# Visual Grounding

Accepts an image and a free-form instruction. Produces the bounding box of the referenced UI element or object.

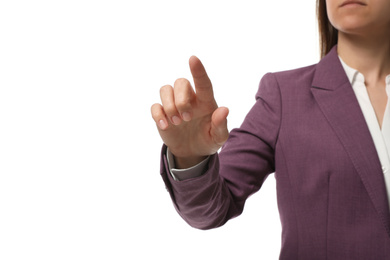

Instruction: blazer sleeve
[159,73,282,230]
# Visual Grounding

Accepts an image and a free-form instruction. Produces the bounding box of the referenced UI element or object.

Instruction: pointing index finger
[189,56,215,103]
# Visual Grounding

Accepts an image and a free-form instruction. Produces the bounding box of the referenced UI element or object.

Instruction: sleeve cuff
[166,148,210,181]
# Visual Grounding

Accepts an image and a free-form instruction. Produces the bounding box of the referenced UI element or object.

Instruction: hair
[317,0,338,58]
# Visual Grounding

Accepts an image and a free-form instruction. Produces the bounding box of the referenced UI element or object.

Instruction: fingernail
[171,116,181,125]
[159,120,167,130]
[182,112,191,122]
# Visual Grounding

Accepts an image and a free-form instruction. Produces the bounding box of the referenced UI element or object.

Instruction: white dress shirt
[168,58,390,205]
[339,57,390,203]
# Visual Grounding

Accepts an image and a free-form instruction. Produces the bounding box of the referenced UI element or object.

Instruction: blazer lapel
[310,46,390,236]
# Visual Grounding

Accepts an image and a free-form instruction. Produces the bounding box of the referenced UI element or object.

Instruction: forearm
[161,145,236,229]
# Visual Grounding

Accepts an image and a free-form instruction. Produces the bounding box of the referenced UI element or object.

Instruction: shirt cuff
[166,148,210,181]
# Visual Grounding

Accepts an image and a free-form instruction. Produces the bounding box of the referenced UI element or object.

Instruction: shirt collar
[338,56,365,85]
[339,56,390,86]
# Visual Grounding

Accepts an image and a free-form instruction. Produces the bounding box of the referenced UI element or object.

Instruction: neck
[337,32,390,82]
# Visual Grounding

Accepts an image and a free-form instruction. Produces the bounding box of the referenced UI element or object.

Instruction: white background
[0,1,318,259]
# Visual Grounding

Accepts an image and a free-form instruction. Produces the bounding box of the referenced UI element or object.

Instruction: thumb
[211,107,229,146]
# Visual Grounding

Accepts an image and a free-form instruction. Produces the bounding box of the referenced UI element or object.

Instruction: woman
[151,0,390,259]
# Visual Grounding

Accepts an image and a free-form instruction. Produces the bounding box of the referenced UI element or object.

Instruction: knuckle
[160,85,172,95]
[174,80,193,109]
[163,103,177,116]
[174,78,190,87]
[150,103,162,119]
[175,98,191,110]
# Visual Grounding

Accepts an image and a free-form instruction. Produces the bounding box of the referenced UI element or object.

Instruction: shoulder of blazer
[273,63,317,82]
[269,62,319,91]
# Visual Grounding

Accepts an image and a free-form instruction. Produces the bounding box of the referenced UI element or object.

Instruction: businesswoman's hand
[151,56,229,169]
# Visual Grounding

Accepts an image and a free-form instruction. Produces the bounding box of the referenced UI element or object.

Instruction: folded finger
[151,103,169,130]
[174,78,195,122]
[160,85,182,125]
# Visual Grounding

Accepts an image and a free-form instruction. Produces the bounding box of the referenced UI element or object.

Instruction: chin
[335,18,372,35]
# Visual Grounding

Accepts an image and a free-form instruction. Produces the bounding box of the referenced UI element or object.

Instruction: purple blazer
[160,46,390,259]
